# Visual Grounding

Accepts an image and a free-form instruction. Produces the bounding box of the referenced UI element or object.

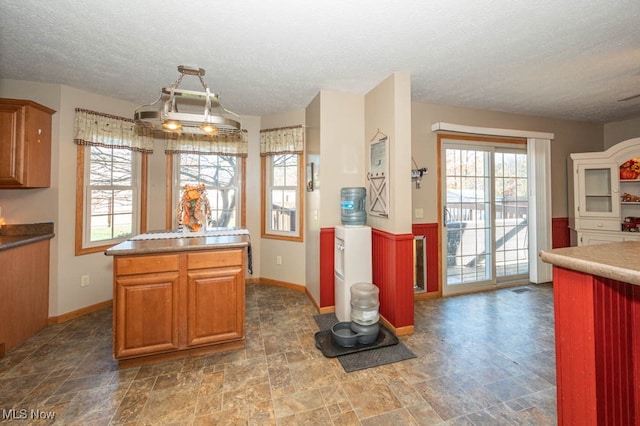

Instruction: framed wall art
[367,130,389,218]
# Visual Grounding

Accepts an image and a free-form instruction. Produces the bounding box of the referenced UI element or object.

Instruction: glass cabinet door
[578,164,620,217]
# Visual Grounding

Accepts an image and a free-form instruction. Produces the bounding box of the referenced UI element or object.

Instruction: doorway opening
[441,136,528,295]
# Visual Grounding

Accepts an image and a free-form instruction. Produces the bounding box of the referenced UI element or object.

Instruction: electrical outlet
[276,256,282,265]
[80,275,90,287]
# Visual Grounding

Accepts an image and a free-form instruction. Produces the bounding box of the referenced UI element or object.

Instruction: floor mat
[313,313,416,372]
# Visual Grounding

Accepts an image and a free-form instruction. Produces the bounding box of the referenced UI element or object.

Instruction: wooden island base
[117,339,244,369]
[105,232,250,368]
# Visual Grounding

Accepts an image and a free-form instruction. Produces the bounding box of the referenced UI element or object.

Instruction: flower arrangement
[178,184,211,232]
[620,158,640,180]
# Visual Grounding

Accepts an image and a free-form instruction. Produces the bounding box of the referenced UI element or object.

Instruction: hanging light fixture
[134,65,241,135]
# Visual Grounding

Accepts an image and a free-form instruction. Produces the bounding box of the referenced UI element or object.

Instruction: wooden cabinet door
[0,102,25,186]
[0,99,54,188]
[114,271,181,358]
[186,266,245,347]
[23,104,53,187]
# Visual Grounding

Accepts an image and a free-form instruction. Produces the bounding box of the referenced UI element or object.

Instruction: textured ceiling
[1,0,640,123]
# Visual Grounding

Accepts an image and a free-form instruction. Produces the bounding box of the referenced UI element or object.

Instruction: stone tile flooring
[0,283,557,425]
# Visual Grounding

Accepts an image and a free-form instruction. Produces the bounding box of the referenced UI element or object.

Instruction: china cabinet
[568,137,640,245]
[0,98,55,188]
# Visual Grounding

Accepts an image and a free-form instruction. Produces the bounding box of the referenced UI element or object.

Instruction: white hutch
[568,137,640,246]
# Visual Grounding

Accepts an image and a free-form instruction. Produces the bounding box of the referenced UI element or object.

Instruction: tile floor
[0,283,557,425]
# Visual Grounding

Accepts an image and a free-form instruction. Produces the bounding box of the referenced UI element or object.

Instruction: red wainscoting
[318,226,416,332]
[552,217,571,248]
[319,227,335,309]
[371,229,415,330]
[411,223,440,293]
[553,267,640,425]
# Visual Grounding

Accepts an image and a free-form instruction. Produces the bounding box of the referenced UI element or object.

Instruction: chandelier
[134,65,241,135]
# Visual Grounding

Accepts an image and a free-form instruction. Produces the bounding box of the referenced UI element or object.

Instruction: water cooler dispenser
[334,225,372,322]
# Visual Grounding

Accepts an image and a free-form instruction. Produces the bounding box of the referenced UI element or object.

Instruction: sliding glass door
[442,140,528,295]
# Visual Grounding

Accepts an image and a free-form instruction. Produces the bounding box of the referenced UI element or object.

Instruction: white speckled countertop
[104,229,250,256]
[539,241,640,286]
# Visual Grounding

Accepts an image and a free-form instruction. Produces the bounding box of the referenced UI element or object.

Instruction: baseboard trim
[48,300,112,324]
[380,315,414,336]
[414,291,441,300]
[258,277,305,292]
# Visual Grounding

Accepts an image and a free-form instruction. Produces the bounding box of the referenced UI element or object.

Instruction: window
[75,145,147,255]
[261,153,304,240]
[74,108,152,255]
[173,153,244,228]
[259,125,305,241]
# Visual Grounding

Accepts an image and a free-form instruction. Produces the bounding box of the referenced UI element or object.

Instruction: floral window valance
[164,131,248,157]
[260,125,304,156]
[74,108,154,153]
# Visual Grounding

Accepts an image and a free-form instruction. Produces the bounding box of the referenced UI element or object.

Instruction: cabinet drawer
[188,249,243,269]
[116,254,179,276]
[579,219,620,231]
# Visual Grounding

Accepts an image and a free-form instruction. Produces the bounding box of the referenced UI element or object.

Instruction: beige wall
[305,94,322,301]
[0,79,145,316]
[317,90,366,227]
[410,102,604,222]
[2,75,626,316]
[259,110,307,285]
[365,73,413,234]
[604,116,640,149]
[304,90,365,302]
[0,79,264,316]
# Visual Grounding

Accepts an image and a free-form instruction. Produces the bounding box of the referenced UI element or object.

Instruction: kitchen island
[540,241,640,426]
[105,229,250,368]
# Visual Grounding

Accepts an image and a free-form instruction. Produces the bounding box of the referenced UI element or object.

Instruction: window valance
[164,131,248,157]
[74,108,154,153]
[260,125,304,156]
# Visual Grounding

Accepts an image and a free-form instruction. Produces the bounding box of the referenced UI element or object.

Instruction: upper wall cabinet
[568,137,640,245]
[0,98,56,188]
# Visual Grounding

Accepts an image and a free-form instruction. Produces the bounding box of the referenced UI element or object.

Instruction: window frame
[166,154,246,230]
[75,144,148,255]
[260,153,304,241]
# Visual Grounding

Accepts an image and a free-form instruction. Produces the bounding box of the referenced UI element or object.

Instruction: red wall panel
[319,227,335,308]
[553,266,640,425]
[320,226,416,329]
[552,217,571,248]
[371,229,414,328]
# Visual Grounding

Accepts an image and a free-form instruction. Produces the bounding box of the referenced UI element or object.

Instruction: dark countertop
[0,223,55,252]
[104,230,250,256]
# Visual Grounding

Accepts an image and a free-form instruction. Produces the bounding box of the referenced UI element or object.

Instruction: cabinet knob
[598,223,603,228]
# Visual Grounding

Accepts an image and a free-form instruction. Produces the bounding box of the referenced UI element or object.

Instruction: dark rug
[313,313,416,372]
